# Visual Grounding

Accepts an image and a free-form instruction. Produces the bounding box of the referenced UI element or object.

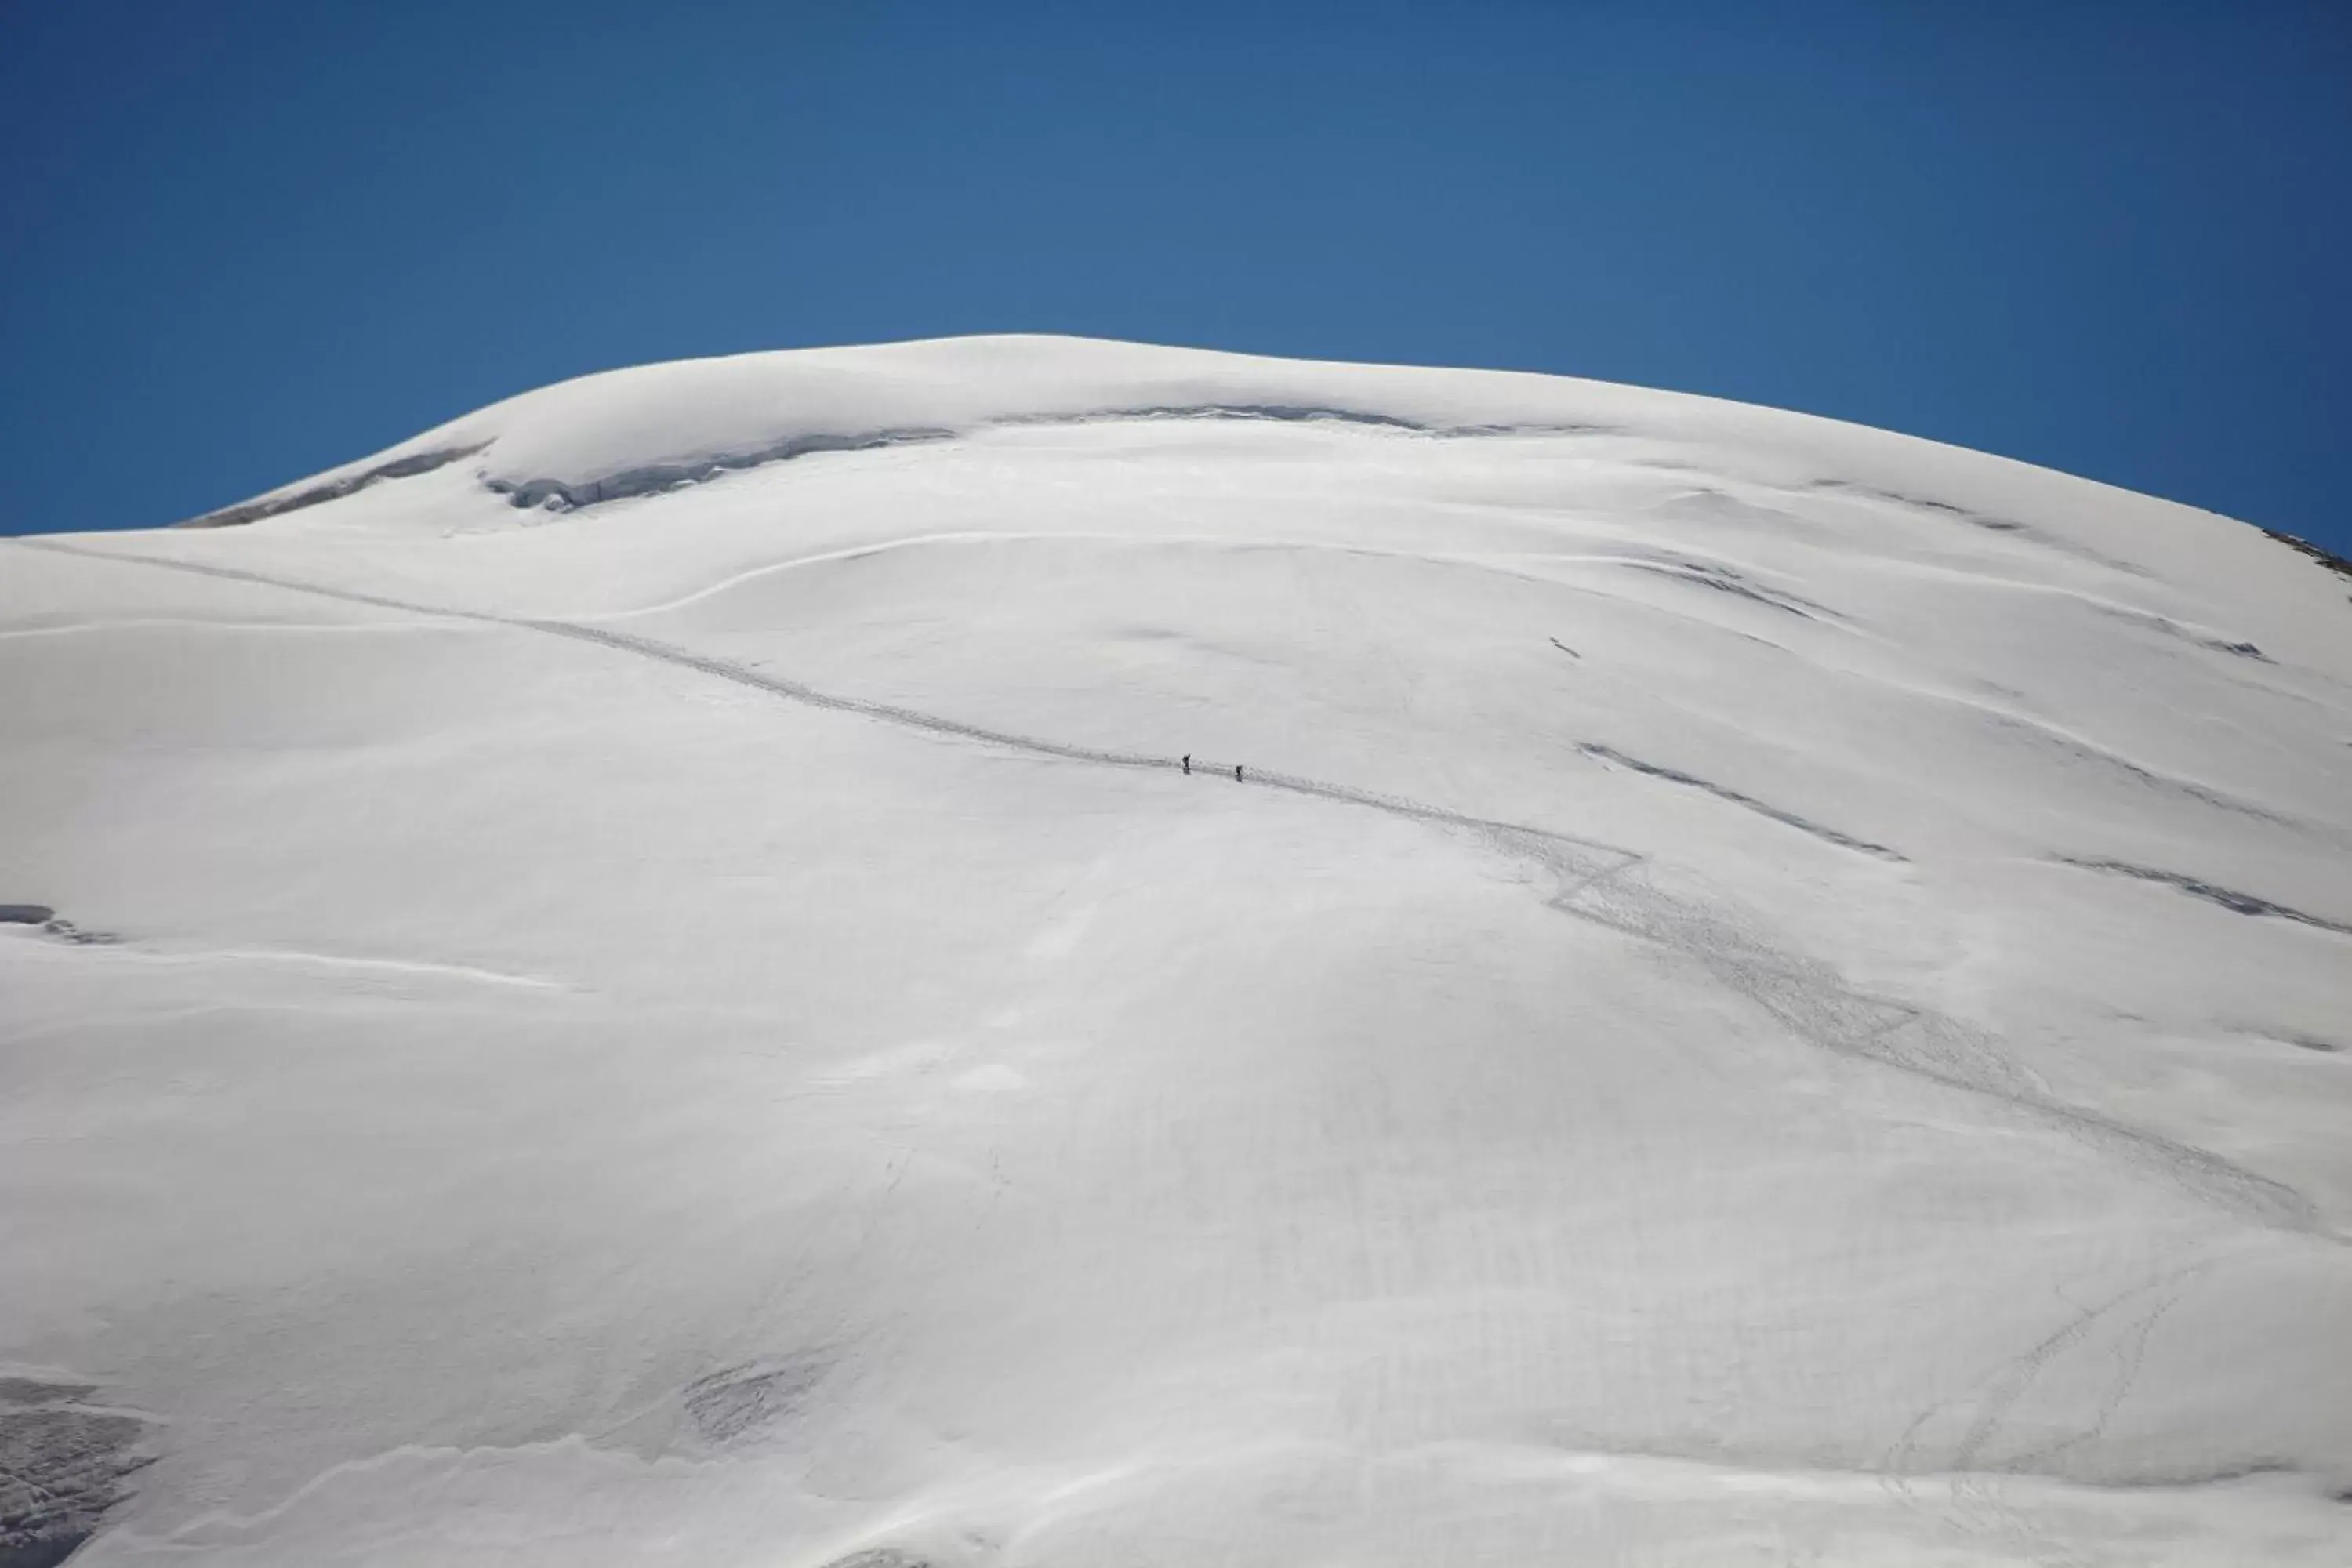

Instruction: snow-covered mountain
[5,336,2348,1566]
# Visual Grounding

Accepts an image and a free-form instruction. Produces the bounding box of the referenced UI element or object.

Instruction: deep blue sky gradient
[3,1,2348,554]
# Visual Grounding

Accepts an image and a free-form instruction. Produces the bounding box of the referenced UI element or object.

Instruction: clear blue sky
[3,1,2347,555]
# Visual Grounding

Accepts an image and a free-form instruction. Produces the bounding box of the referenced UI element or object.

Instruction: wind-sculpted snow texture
[5,338,2350,1566]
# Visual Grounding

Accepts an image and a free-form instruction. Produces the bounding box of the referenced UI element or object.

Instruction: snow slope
[4,336,2349,1566]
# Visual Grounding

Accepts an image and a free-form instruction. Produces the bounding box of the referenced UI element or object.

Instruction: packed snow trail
[11,533,2318,1236]
[10,532,1658,898]
[9,535,1636,855]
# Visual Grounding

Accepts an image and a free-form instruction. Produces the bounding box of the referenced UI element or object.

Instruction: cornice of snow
[178,336,1668,527]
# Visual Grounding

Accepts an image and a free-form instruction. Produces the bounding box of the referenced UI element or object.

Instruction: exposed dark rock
[1,908,117,945]
[0,1383,156,1568]
[2262,527,2352,583]
[681,1355,826,1443]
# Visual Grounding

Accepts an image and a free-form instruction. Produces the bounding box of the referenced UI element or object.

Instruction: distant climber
[1234,764,1243,782]
[1182,753,1191,775]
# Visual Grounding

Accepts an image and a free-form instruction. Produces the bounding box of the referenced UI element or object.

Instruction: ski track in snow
[13,533,2321,1240]
[1871,1249,2274,1559]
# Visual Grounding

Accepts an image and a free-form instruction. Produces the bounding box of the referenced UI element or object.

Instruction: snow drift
[4,336,2349,1566]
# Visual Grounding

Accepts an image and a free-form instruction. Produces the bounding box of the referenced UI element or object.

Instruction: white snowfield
[3,335,2349,1566]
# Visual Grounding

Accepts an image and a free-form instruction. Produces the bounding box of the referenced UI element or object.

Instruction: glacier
[2,335,2348,1565]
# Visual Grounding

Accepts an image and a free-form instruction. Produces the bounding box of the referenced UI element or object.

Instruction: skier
[1182,753,1191,775]
[1234,764,1243,782]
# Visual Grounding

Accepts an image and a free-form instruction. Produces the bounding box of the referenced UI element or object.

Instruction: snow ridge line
[180,444,488,528]
[2059,857,2352,938]
[177,406,1619,527]
[10,535,2318,1236]
[1578,742,1907,861]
